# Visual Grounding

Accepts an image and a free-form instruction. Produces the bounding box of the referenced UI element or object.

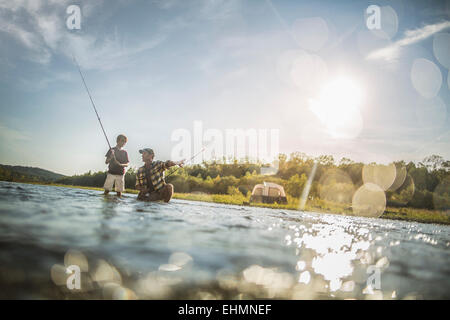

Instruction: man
[104,134,129,197]
[135,148,184,202]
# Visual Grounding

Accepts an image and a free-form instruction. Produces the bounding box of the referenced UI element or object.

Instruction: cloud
[18,71,74,92]
[0,0,245,72]
[200,0,240,21]
[0,0,67,62]
[367,20,450,62]
[0,19,51,64]
[0,0,166,70]
[62,32,166,71]
[151,0,180,10]
[0,124,30,141]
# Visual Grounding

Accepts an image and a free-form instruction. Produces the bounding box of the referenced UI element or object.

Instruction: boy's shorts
[104,173,125,192]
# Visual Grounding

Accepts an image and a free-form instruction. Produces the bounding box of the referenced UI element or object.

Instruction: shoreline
[5,181,450,225]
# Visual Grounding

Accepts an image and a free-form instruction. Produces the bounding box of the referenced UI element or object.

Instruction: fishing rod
[72,55,112,150]
[165,146,207,179]
[73,54,206,171]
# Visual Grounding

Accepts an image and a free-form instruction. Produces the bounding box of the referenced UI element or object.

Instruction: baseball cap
[139,148,154,156]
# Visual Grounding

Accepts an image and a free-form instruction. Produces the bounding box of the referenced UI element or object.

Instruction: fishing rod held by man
[165,145,207,179]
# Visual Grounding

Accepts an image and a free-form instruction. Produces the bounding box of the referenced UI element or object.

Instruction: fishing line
[165,146,207,179]
[73,55,209,175]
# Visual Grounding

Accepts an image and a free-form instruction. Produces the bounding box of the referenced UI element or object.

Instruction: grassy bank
[15,181,450,225]
[172,192,450,225]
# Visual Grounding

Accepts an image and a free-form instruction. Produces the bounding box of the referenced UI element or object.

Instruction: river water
[0,181,448,299]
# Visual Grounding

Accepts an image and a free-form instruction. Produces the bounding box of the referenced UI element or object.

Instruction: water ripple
[0,181,449,299]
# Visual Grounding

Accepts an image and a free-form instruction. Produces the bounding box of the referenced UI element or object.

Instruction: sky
[0,0,449,175]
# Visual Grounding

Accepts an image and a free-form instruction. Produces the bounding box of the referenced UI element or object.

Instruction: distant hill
[0,164,66,182]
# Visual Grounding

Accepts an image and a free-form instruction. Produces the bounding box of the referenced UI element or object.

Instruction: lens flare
[433,33,450,69]
[319,169,355,204]
[411,58,442,98]
[159,264,182,272]
[387,174,415,206]
[112,286,137,300]
[448,70,450,90]
[169,252,193,268]
[388,165,407,192]
[366,6,398,39]
[276,49,328,93]
[92,259,122,285]
[352,183,386,218]
[136,272,173,299]
[50,264,67,286]
[362,163,397,191]
[291,17,329,52]
[242,265,294,291]
[64,250,88,272]
[433,175,450,210]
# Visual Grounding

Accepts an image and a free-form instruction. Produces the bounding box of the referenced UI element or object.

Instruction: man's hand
[166,160,185,168]
[137,190,148,200]
[177,159,185,167]
[137,189,150,200]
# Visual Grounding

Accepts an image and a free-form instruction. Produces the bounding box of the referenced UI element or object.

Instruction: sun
[308,77,364,139]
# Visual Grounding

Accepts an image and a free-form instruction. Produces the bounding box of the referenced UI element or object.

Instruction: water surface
[0,181,449,299]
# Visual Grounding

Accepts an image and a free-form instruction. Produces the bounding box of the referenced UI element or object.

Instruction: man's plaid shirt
[135,160,168,192]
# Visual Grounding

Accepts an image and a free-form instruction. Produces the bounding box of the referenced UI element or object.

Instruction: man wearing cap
[135,148,184,202]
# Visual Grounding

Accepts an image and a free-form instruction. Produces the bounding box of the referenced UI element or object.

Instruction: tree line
[51,153,449,210]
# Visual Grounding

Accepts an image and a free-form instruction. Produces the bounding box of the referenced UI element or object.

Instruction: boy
[104,134,129,197]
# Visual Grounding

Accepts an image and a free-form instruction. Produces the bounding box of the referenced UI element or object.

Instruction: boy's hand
[106,149,116,161]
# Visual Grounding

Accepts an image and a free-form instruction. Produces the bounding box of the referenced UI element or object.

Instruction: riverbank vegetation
[2,153,448,224]
[53,153,449,208]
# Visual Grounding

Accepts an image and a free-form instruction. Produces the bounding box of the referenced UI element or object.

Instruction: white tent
[250,182,287,204]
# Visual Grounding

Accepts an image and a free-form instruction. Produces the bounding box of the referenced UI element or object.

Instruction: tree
[286,174,307,198]
[421,155,445,171]
[339,157,354,167]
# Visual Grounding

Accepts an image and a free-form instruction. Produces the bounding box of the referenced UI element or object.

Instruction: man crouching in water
[135,148,184,202]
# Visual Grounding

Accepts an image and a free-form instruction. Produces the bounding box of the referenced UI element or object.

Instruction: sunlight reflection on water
[0,182,449,299]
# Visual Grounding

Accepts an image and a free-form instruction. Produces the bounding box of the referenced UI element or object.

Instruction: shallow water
[0,181,449,299]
